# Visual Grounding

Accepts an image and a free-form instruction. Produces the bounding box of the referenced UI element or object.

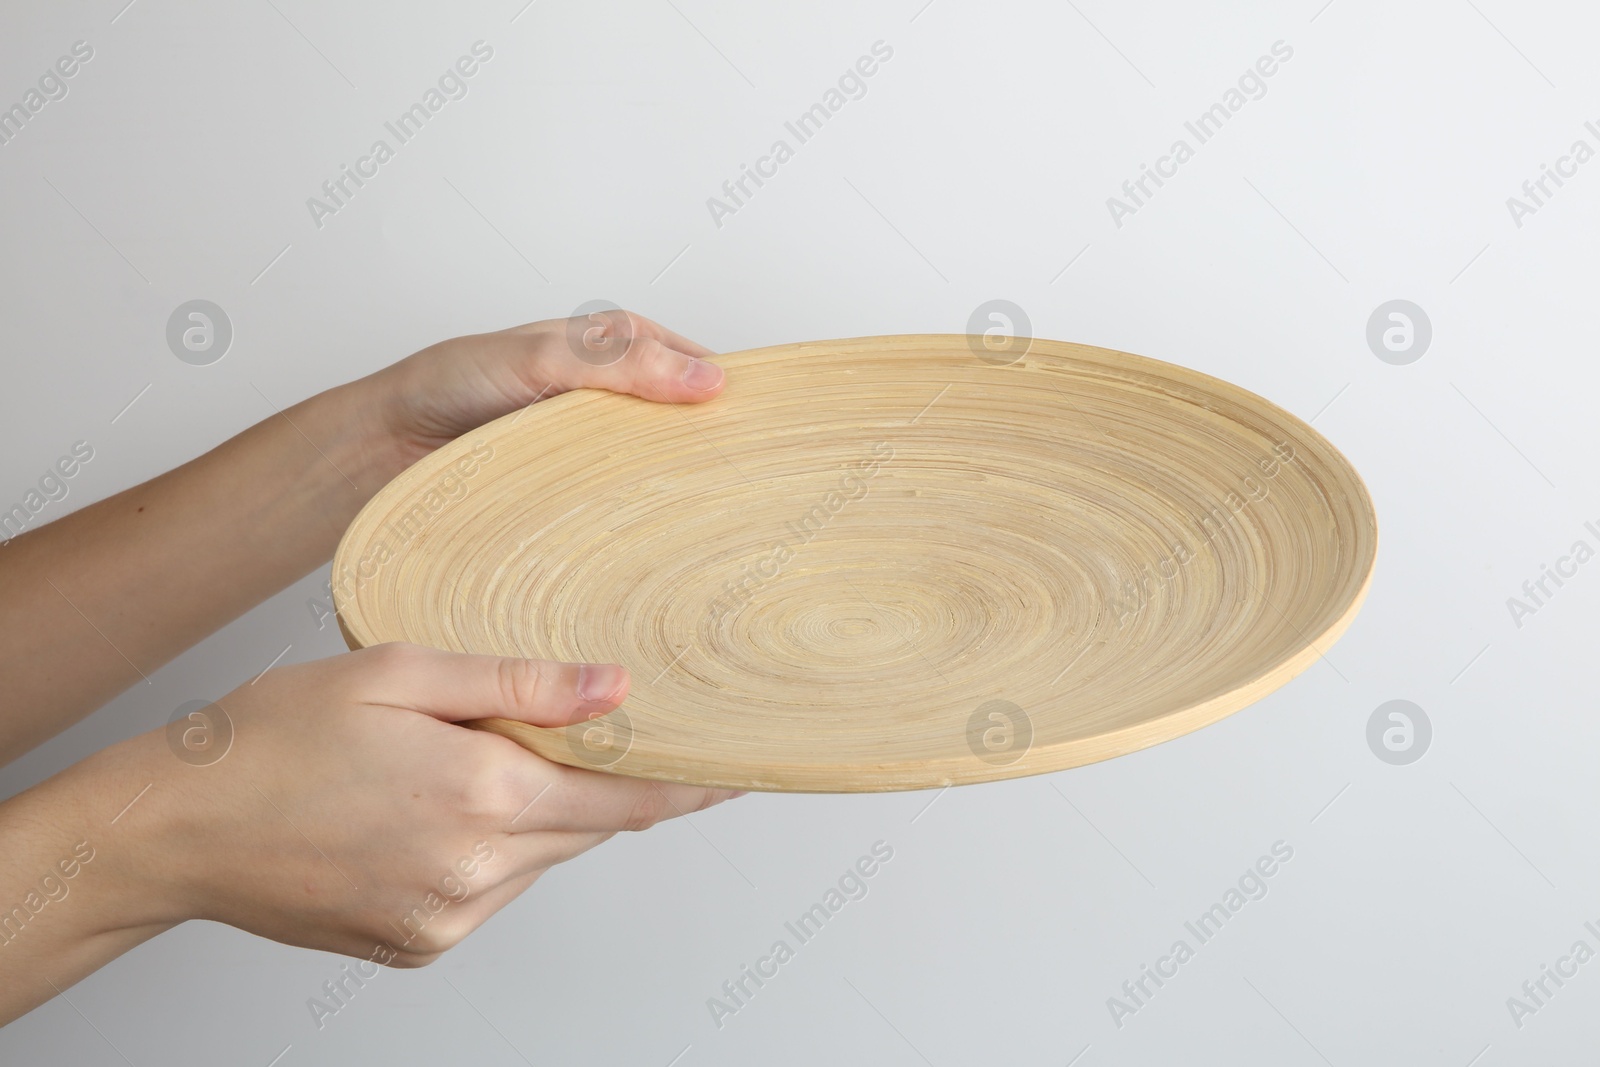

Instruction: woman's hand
[363,309,726,472]
[0,641,747,1022]
[127,643,743,966]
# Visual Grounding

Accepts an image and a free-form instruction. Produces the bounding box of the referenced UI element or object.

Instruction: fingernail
[577,663,625,702]
[682,358,723,391]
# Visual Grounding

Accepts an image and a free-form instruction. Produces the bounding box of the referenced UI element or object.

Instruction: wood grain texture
[332,334,1377,792]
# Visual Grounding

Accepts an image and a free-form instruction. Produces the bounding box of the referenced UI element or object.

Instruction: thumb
[349,643,629,727]
[549,308,726,404]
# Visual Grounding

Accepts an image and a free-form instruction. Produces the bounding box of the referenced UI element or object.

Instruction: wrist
[0,734,184,1021]
[292,377,416,497]
[0,729,187,940]
[43,730,197,933]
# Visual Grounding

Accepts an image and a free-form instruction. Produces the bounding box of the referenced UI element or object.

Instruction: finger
[575,308,715,361]
[638,317,716,360]
[623,335,726,403]
[516,763,747,834]
[372,870,539,967]
[350,643,628,728]
[472,867,544,912]
[447,867,546,939]
[490,829,615,880]
[551,309,724,403]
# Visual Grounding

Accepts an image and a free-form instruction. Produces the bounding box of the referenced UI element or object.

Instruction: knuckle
[407,911,473,956]
[495,657,548,714]
[384,949,442,970]
[588,307,636,346]
[631,334,668,369]
[611,307,642,337]
[358,641,422,675]
[458,760,519,822]
[694,789,729,814]
[404,927,451,957]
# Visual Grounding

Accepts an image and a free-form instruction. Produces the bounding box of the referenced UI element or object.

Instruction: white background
[2,0,1598,1063]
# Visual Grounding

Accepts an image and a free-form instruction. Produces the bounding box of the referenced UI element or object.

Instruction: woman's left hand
[365,308,726,471]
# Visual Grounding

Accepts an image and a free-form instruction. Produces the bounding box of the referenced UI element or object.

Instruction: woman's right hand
[110,642,744,966]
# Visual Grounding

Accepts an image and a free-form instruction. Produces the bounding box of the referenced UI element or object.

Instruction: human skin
[0,310,741,1024]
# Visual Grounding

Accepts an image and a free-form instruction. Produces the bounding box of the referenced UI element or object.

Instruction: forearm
[0,731,180,1023]
[0,312,719,764]
[0,380,404,761]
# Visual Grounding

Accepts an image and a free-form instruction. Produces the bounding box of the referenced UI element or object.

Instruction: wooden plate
[333,334,1376,792]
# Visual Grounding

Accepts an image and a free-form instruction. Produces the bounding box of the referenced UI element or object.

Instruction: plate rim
[332,333,1379,792]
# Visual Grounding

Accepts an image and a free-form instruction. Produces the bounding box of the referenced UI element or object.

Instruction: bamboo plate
[333,334,1376,793]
